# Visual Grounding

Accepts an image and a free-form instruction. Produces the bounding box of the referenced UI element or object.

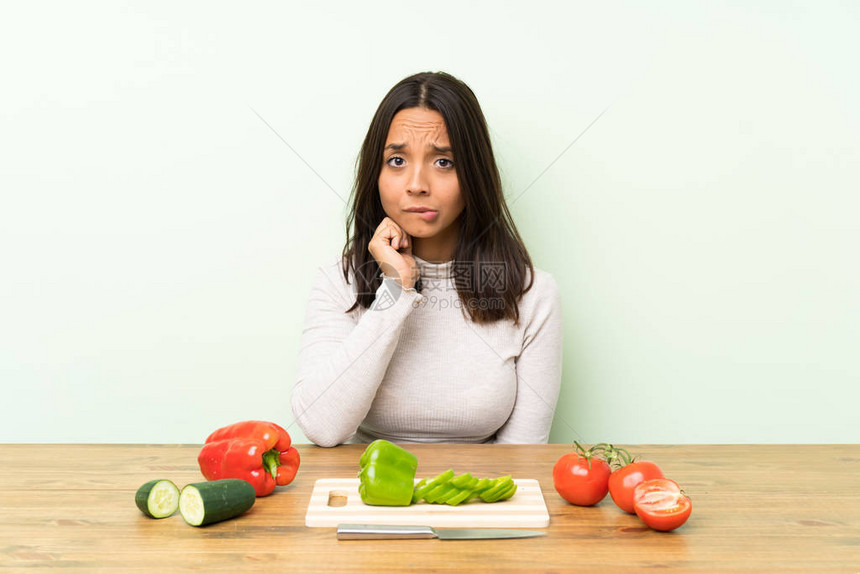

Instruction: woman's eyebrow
[384,142,452,153]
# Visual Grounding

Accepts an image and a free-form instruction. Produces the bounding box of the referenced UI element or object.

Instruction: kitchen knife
[336,523,545,540]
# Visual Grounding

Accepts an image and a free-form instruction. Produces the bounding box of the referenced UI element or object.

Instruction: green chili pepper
[357,439,418,506]
[412,471,518,505]
[356,441,518,507]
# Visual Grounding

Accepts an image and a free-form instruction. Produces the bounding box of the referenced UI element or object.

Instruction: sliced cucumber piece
[179,479,256,527]
[135,479,180,518]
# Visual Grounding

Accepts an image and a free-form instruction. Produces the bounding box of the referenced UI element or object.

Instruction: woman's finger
[379,218,406,250]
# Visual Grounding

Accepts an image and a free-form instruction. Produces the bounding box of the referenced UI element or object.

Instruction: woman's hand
[368,217,419,290]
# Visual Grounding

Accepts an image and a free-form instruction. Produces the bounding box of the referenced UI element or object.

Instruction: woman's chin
[400,226,433,238]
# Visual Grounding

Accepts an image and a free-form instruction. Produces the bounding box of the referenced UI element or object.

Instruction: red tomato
[608,460,664,513]
[633,478,692,532]
[553,449,611,506]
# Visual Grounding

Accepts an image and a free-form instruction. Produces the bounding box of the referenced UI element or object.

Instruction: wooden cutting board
[305,478,550,528]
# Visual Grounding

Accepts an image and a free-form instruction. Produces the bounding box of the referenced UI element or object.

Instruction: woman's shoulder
[315,254,362,281]
[522,265,560,299]
[310,256,359,306]
[316,255,347,278]
[514,265,561,321]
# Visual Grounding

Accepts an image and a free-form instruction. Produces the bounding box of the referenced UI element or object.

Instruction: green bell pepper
[357,439,418,506]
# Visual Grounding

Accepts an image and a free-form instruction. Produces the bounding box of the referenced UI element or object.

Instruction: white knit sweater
[291,254,563,446]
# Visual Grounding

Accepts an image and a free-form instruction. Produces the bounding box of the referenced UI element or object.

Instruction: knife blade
[336,523,545,540]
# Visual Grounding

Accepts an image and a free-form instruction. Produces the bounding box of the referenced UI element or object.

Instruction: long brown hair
[342,71,535,326]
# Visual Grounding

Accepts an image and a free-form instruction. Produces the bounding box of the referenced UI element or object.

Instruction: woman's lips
[413,210,439,222]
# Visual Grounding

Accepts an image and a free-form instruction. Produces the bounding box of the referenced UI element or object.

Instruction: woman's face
[378,107,465,245]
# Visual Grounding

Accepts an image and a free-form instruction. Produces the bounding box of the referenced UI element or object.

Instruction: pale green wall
[2,2,858,443]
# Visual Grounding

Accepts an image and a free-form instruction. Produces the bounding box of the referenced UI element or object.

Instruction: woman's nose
[406,165,428,194]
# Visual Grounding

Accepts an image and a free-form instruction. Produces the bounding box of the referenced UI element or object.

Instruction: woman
[291,71,563,446]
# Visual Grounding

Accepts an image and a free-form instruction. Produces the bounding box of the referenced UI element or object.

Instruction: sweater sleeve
[291,264,423,447]
[494,273,564,444]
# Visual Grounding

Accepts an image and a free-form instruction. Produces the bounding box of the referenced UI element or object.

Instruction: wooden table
[1,444,858,572]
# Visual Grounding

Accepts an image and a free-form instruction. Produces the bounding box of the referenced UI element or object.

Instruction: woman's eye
[385,156,454,168]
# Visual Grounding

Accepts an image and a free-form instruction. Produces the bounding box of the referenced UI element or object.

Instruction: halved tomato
[632,478,692,532]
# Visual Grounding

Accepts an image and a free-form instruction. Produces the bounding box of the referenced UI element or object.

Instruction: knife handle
[337,524,437,540]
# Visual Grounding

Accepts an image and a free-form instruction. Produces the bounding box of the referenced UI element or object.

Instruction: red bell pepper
[197,420,300,497]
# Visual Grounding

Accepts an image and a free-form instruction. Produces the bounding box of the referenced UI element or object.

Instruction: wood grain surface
[1,443,858,573]
[305,478,549,527]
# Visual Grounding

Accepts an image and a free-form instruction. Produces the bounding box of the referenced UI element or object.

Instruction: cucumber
[135,479,180,518]
[178,479,256,527]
